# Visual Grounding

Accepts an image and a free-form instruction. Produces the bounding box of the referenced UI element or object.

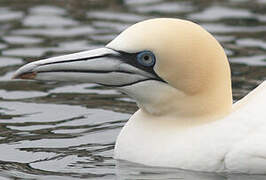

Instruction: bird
[13,18,266,174]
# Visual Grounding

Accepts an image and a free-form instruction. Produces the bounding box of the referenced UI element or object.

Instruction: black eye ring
[137,51,156,67]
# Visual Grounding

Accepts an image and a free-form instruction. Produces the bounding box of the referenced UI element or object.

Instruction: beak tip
[12,75,18,79]
[12,62,38,80]
[12,72,37,80]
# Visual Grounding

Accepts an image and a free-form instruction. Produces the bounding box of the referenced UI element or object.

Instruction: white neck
[119,80,232,127]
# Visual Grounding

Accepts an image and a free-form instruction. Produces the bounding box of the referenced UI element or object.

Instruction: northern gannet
[13,18,266,174]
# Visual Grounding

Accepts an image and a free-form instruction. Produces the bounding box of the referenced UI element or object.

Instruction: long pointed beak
[13,47,162,87]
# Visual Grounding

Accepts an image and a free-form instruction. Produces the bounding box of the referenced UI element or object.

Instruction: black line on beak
[40,54,112,66]
[98,78,162,87]
[37,69,135,75]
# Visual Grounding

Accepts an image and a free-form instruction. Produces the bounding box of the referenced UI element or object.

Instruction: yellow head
[108,18,232,119]
[14,18,233,122]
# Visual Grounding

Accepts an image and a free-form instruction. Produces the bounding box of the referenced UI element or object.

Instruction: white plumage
[14,18,266,174]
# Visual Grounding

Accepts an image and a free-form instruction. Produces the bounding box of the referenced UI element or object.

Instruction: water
[0,0,265,179]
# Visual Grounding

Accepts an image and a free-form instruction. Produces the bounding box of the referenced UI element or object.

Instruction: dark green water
[0,0,265,179]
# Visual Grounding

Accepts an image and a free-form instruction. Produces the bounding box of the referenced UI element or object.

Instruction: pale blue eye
[137,51,156,67]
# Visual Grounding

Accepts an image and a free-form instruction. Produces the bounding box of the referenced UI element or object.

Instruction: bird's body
[116,81,266,173]
[13,18,266,174]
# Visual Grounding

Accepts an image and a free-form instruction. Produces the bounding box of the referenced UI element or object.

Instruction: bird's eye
[137,51,156,67]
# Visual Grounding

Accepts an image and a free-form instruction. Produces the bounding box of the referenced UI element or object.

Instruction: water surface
[0,0,265,179]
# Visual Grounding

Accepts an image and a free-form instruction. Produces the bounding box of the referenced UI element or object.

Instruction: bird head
[13,18,232,119]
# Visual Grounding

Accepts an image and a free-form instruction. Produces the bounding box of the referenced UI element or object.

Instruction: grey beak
[13,47,163,87]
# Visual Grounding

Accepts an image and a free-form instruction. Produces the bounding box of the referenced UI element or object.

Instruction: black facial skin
[110,49,165,83]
